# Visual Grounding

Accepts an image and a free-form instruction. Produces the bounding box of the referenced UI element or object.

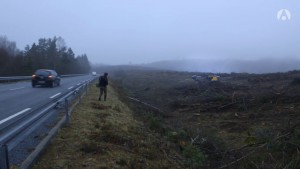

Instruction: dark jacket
[99,76,108,87]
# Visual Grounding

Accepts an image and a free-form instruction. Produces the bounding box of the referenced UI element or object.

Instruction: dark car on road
[32,69,61,87]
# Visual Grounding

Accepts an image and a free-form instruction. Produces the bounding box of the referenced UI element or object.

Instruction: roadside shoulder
[33,82,181,169]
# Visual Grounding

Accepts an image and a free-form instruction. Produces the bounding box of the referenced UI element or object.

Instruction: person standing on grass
[98,72,108,101]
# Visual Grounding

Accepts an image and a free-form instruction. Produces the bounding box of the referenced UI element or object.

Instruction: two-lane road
[0,75,97,124]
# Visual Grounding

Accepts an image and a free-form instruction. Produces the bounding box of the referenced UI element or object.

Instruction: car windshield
[35,70,50,76]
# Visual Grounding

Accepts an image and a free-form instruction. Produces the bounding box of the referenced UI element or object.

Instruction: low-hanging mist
[142,58,300,73]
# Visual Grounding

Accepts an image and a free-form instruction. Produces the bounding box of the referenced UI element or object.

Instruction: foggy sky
[0,0,299,65]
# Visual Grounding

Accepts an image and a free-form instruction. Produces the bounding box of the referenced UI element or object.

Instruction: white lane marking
[0,108,31,125]
[9,87,25,91]
[49,93,61,99]
[77,83,81,85]
[68,86,74,90]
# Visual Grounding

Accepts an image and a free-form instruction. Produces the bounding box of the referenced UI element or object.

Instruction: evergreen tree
[0,36,91,76]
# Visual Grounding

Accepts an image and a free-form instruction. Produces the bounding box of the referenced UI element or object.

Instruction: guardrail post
[0,145,9,169]
[85,84,88,94]
[78,89,82,103]
[65,98,69,127]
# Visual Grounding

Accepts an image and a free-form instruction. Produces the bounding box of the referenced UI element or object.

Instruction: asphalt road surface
[0,75,97,125]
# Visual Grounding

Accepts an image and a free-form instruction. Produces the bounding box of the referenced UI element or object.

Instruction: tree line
[0,36,91,76]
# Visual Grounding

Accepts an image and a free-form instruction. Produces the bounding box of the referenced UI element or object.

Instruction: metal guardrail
[0,77,97,169]
[0,74,87,82]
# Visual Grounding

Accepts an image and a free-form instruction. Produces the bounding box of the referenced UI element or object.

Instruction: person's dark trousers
[99,87,107,101]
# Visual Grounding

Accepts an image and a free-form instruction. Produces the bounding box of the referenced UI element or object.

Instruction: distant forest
[0,36,91,76]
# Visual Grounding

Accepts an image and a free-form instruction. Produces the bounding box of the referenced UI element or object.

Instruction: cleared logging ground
[111,69,300,169]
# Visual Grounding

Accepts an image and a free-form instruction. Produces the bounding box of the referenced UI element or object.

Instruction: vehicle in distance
[92,72,97,76]
[32,69,61,87]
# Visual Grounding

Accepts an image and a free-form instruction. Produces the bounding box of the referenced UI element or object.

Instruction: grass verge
[33,82,182,169]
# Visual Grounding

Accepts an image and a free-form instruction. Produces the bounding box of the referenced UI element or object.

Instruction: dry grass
[33,82,181,169]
